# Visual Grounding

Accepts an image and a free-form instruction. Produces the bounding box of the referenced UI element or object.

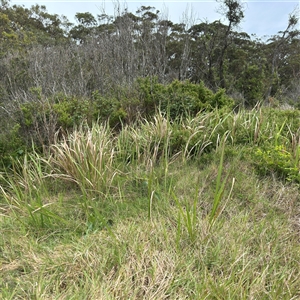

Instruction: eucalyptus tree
[217,0,245,88]
[186,0,245,90]
[264,8,299,102]
[165,21,193,82]
[69,12,97,43]
[1,1,69,48]
[188,21,227,88]
[133,6,167,79]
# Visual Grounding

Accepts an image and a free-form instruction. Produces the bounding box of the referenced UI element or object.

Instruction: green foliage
[53,94,93,128]
[1,105,300,299]
[0,124,26,169]
[264,108,300,134]
[254,145,300,183]
[164,80,201,117]
[210,88,234,110]
[14,79,234,152]
[136,78,234,119]
[91,90,114,120]
[248,108,300,183]
[0,2,69,51]
[17,91,97,147]
[91,90,127,128]
[110,107,127,128]
[20,102,36,127]
[237,65,265,106]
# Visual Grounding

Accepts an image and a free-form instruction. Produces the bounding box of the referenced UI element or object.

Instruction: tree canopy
[0,0,299,107]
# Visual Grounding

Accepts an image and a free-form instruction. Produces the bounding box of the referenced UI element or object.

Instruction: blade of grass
[209,131,231,226]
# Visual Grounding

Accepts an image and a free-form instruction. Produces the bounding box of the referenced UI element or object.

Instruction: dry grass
[2,198,299,299]
[1,110,300,299]
[49,123,118,197]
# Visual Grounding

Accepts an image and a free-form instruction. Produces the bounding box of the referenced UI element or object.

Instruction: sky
[10,0,300,39]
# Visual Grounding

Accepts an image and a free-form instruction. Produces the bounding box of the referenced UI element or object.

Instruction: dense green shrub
[53,93,93,128]
[91,91,128,128]
[254,145,300,183]
[16,93,93,148]
[0,124,26,170]
[136,78,234,119]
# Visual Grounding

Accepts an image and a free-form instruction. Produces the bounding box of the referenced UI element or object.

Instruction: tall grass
[49,123,118,197]
[0,150,59,228]
[209,132,235,226]
[116,113,172,168]
[1,107,300,298]
[288,125,300,168]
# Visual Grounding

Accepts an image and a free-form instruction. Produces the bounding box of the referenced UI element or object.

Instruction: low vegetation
[1,102,300,298]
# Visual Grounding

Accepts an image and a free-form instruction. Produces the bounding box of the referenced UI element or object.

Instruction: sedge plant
[0,149,61,228]
[49,122,118,198]
[209,131,235,227]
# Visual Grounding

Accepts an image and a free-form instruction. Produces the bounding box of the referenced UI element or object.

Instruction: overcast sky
[10,0,300,39]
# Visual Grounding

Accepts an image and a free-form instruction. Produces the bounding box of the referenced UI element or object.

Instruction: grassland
[1,108,300,299]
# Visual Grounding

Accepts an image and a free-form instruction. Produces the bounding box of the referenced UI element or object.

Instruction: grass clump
[1,107,300,299]
[49,122,118,197]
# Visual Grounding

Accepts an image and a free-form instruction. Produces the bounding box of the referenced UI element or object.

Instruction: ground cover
[1,108,300,299]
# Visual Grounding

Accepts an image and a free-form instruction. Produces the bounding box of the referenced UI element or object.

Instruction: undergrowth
[1,107,300,299]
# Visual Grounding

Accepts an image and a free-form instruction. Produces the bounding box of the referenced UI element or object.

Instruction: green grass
[1,108,300,299]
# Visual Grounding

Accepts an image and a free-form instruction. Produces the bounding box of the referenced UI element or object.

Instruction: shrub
[254,145,300,183]
[136,78,235,119]
[53,93,93,128]
[0,124,26,170]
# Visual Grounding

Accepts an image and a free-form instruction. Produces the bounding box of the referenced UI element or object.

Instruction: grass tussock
[49,123,117,197]
[1,108,300,299]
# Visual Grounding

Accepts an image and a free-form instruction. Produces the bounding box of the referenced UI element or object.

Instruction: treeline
[1,0,299,104]
[0,0,299,166]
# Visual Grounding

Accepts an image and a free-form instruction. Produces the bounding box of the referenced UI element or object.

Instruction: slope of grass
[1,108,300,299]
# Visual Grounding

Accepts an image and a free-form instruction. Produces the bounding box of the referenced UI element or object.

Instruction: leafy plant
[0,124,26,170]
[254,145,300,183]
[136,77,234,120]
